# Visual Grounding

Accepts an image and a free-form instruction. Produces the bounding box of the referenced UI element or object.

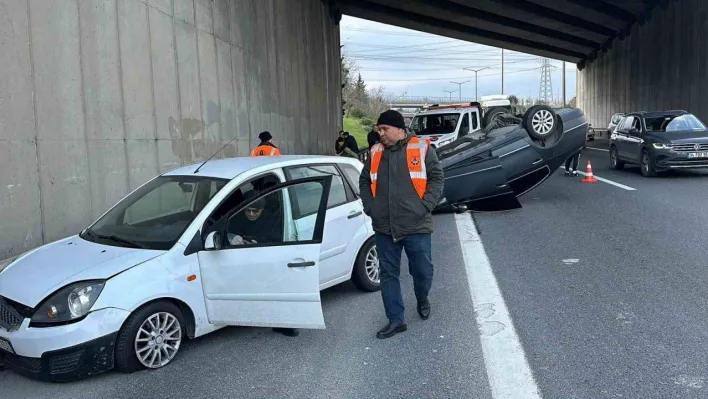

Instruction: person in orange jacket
[250,131,281,156]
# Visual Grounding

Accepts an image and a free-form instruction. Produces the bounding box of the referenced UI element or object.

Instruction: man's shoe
[376,322,407,339]
[417,300,431,320]
[273,327,300,337]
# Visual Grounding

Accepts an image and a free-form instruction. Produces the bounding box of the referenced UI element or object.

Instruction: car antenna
[193,135,239,174]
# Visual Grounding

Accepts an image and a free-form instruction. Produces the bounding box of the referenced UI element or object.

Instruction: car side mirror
[628,127,639,134]
[204,231,222,250]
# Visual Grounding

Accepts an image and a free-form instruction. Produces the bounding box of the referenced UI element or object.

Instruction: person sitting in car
[226,191,281,246]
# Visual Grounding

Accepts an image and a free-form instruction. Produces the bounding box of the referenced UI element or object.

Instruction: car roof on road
[629,110,689,118]
[163,155,361,180]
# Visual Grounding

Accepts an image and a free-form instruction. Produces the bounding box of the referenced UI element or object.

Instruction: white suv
[409,96,512,148]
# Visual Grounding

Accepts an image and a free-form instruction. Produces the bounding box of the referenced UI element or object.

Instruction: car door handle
[532,159,542,165]
[348,211,363,219]
[288,261,315,268]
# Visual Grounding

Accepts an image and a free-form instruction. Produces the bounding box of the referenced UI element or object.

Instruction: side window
[285,165,348,218]
[204,173,280,232]
[222,180,327,247]
[339,163,362,196]
[471,111,479,130]
[224,188,285,246]
[459,113,470,136]
[617,117,629,132]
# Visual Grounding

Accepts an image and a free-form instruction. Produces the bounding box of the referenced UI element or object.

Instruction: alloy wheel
[531,110,554,136]
[365,245,380,284]
[134,312,182,369]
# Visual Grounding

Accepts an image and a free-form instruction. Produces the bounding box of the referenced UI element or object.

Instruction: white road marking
[455,213,542,399]
[561,166,636,191]
[586,147,609,152]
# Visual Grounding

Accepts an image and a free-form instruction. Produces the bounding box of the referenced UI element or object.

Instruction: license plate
[687,152,708,159]
[0,337,14,354]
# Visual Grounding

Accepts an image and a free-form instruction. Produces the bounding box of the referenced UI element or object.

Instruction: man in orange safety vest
[250,131,281,156]
[358,110,444,339]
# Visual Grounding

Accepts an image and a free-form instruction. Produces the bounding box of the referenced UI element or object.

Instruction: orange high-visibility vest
[369,136,430,199]
[250,145,281,156]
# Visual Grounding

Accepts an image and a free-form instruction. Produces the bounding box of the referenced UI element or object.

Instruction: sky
[340,16,577,103]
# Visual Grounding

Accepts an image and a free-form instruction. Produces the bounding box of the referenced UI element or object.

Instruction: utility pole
[562,61,566,107]
[443,89,456,102]
[539,58,553,104]
[450,80,469,101]
[463,67,490,101]
[501,49,505,95]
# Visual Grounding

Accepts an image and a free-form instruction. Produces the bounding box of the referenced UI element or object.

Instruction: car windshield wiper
[95,233,147,249]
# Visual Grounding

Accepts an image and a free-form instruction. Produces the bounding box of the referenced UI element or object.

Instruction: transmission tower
[539,58,553,104]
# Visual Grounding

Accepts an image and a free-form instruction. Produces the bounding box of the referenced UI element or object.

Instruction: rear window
[411,113,462,135]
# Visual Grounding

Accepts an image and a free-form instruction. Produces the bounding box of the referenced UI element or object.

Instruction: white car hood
[0,235,163,307]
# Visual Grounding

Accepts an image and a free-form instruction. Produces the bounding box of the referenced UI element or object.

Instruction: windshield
[410,113,461,135]
[81,175,228,250]
[645,114,707,132]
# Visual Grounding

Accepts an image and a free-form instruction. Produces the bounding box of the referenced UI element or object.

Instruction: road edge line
[586,147,609,152]
[561,166,636,191]
[454,213,542,399]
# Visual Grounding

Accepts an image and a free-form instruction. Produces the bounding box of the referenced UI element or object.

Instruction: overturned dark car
[428,104,588,212]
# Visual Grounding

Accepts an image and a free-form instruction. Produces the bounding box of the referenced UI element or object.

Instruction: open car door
[197,176,332,329]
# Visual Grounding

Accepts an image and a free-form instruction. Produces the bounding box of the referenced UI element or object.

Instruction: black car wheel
[640,150,657,177]
[523,105,558,140]
[609,146,625,170]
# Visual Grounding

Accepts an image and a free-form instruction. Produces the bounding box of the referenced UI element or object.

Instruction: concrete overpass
[0,0,702,260]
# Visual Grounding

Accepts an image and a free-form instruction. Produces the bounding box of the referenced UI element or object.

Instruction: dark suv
[609,110,708,176]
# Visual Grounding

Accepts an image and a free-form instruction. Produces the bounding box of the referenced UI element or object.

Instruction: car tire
[640,149,657,177]
[523,105,557,140]
[482,107,507,128]
[115,301,186,373]
[609,146,625,170]
[351,238,380,292]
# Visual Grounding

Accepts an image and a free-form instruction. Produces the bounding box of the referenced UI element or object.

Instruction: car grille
[673,143,708,152]
[0,296,28,331]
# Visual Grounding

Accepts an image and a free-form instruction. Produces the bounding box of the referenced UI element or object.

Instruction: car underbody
[434,106,588,212]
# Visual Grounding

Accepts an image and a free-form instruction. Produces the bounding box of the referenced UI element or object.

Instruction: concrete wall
[578,0,707,130]
[0,0,342,260]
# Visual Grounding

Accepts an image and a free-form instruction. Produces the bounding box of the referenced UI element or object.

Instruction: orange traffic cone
[581,160,598,183]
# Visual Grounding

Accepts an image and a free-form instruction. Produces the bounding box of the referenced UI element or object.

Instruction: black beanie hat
[376,110,406,130]
[258,131,273,142]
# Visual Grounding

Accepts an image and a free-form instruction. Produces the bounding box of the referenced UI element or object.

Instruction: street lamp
[450,80,469,101]
[463,67,490,101]
[442,89,457,102]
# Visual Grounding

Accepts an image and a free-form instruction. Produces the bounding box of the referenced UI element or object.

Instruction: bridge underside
[332,0,662,69]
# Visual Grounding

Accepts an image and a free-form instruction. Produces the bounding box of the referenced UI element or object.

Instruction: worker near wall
[250,131,281,156]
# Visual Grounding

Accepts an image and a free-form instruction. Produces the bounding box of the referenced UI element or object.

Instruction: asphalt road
[4,145,708,398]
[474,147,708,398]
[1,215,493,399]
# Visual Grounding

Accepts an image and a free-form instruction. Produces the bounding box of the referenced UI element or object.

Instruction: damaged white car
[0,155,379,382]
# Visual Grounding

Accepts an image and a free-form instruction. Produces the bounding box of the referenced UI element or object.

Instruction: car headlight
[31,281,105,326]
[652,143,673,150]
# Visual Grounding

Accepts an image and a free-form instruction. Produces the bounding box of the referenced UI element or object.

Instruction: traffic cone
[581,160,598,183]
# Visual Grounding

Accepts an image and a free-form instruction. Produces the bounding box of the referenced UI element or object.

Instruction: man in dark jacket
[367,129,380,150]
[359,110,444,339]
[344,131,359,154]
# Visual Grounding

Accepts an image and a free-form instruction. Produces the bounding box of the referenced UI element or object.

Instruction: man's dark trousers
[375,232,434,323]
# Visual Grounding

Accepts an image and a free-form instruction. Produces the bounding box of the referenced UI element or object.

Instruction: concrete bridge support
[0,0,342,260]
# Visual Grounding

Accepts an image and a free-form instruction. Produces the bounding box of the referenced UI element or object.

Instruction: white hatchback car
[0,155,380,382]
